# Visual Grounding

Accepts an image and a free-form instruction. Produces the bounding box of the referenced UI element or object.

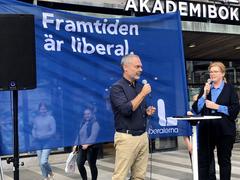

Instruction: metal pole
[0,157,4,180]
[192,125,199,180]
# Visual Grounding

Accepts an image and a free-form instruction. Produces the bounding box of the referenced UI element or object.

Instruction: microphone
[142,79,152,99]
[207,78,213,85]
[205,79,213,95]
[142,79,148,85]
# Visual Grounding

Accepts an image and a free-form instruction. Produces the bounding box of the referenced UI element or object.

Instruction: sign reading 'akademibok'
[124,0,240,22]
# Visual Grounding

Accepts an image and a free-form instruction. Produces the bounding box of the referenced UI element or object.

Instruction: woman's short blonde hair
[208,61,227,82]
[208,61,226,74]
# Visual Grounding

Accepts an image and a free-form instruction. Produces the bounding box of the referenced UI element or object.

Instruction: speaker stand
[7,90,20,180]
[13,90,20,180]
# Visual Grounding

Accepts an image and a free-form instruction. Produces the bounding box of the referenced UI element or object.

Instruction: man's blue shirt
[110,77,147,131]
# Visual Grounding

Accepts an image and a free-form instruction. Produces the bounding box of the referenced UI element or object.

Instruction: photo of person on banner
[110,54,156,180]
[31,102,56,180]
[192,62,240,180]
[72,105,100,180]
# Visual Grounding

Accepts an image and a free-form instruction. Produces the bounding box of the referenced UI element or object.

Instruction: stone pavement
[1,144,240,180]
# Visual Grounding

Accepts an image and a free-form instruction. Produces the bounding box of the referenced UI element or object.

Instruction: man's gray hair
[121,54,139,67]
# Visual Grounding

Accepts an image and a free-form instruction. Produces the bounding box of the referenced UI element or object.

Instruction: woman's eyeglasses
[209,70,221,74]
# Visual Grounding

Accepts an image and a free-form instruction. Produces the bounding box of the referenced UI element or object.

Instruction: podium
[172,116,222,180]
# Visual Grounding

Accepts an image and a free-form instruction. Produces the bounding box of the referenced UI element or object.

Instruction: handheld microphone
[206,79,213,95]
[207,78,213,85]
[142,79,152,99]
[142,79,148,85]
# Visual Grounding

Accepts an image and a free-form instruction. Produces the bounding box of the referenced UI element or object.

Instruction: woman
[192,62,239,180]
[73,107,100,180]
[32,102,56,180]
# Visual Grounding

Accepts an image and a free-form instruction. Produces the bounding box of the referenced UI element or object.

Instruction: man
[110,54,156,180]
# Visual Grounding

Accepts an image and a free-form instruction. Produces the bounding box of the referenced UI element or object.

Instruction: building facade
[22,0,240,149]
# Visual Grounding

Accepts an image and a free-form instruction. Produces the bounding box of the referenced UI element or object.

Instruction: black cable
[148,94,153,180]
[149,136,153,180]
[147,114,153,180]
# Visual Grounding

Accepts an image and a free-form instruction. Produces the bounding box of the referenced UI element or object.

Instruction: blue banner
[0,0,190,155]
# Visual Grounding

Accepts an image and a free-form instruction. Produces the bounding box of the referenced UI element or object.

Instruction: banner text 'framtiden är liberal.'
[42,12,140,56]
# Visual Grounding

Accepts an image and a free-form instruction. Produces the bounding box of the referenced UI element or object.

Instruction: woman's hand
[205,100,219,110]
[82,144,90,150]
[203,82,211,98]
[187,111,194,116]
[72,146,78,153]
[183,137,192,154]
[187,142,193,154]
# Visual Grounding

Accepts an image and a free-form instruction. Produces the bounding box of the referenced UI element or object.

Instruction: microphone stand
[142,80,153,179]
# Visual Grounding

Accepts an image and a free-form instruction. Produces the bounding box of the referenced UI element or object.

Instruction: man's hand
[131,84,151,112]
[205,100,219,110]
[146,106,156,116]
[140,84,151,97]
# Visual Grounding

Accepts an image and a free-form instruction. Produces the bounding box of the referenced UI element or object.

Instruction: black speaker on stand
[0,14,36,180]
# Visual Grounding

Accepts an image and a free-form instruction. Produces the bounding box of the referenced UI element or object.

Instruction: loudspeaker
[0,14,36,91]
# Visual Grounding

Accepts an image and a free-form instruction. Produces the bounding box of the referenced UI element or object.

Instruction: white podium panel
[171,116,221,180]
